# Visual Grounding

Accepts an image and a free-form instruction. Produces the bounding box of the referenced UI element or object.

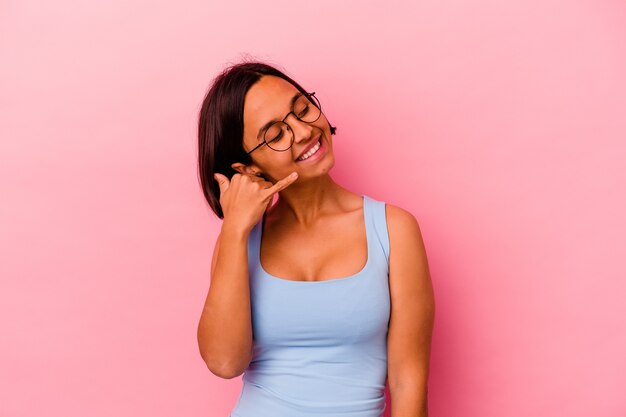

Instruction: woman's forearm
[390,383,429,417]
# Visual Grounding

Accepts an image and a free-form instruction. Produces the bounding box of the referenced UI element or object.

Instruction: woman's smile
[295,136,327,163]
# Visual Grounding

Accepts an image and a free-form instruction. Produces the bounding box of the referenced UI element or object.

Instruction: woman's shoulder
[364,195,416,223]
[382,200,425,258]
[382,201,418,225]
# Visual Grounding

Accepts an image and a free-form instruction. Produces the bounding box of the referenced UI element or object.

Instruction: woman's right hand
[213,171,299,234]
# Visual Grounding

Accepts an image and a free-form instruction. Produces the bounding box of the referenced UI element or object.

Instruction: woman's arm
[386,204,436,417]
[197,221,254,379]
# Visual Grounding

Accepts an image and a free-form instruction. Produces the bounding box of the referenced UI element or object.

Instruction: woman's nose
[288,115,314,143]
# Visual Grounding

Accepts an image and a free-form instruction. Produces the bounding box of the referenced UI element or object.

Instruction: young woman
[196,60,435,417]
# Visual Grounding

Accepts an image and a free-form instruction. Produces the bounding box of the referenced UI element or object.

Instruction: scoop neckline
[257,194,372,284]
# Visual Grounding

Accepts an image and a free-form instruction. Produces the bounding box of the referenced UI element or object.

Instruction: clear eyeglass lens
[264,94,321,151]
[265,123,292,151]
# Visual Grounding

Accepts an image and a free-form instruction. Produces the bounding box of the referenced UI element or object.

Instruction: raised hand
[213,171,299,234]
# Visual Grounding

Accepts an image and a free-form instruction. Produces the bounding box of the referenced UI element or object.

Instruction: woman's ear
[231,162,261,177]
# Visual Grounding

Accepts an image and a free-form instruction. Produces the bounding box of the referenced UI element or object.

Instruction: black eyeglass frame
[245,91,322,156]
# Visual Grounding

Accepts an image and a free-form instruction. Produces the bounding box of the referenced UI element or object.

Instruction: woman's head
[198,61,338,219]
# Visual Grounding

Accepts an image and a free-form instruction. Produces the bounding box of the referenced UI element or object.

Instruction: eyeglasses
[246,91,322,155]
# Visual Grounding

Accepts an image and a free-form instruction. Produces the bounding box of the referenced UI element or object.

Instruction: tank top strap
[248,215,262,274]
[363,195,390,265]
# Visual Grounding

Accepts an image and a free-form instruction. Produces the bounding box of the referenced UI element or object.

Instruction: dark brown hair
[197,60,337,219]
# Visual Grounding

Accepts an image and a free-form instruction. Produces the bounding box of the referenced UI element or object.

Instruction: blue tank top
[229,194,391,417]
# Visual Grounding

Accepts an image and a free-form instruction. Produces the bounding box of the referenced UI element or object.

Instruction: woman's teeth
[296,139,321,161]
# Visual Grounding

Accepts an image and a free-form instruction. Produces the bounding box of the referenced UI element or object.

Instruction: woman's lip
[295,136,326,163]
[295,135,322,160]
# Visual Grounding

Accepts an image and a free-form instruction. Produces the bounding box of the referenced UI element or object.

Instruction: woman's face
[235,75,334,183]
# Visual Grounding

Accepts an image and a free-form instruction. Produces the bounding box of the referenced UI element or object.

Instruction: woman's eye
[270,132,283,142]
[298,106,309,118]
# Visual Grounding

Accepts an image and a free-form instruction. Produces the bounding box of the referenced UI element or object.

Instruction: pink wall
[1,1,625,416]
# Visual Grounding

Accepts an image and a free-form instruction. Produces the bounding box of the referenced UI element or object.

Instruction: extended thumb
[213,173,229,192]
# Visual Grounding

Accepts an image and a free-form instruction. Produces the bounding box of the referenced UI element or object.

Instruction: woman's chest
[260,212,368,282]
[249,273,391,347]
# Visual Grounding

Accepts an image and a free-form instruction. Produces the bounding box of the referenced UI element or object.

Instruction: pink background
[1,0,625,416]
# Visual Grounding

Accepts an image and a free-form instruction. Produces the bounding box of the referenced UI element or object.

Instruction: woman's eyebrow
[256,92,304,141]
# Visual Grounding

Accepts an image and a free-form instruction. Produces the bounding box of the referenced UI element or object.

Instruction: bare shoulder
[383,202,431,286]
[384,203,424,247]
